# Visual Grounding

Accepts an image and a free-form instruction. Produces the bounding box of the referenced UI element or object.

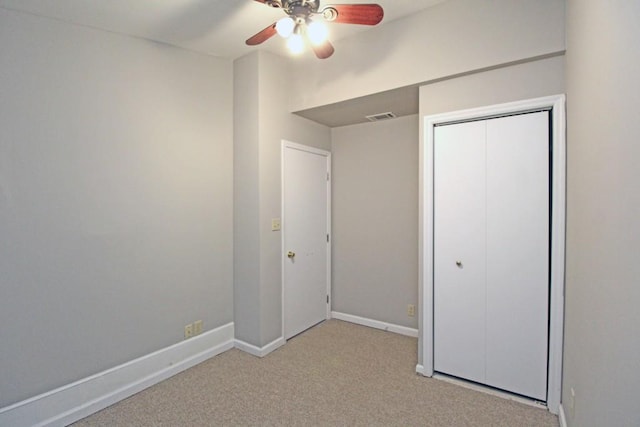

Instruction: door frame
[417,95,566,414]
[281,140,332,340]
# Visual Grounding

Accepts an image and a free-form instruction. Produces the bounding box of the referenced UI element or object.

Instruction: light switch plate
[271,218,281,231]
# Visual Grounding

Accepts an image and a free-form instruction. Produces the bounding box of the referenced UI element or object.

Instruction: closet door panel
[484,112,549,400]
[433,121,486,383]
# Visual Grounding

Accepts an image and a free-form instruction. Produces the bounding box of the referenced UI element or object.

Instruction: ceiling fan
[246,0,384,59]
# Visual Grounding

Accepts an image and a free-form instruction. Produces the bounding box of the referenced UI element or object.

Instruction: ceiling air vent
[365,111,396,122]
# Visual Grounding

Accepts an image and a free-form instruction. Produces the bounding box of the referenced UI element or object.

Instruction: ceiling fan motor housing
[284,0,321,15]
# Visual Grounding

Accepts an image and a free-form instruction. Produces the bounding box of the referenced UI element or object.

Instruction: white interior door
[282,141,330,340]
[433,112,549,401]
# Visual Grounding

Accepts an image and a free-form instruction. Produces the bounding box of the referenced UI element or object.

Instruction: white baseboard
[331,311,419,338]
[0,322,235,427]
[558,403,568,427]
[235,336,285,358]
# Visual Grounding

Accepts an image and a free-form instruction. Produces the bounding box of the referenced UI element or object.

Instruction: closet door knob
[456,261,463,268]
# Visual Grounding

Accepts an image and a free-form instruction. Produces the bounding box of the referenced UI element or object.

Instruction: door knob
[287,251,296,259]
[456,261,463,268]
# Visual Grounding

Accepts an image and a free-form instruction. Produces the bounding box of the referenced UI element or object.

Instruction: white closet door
[433,120,486,383]
[484,112,549,400]
[433,112,549,401]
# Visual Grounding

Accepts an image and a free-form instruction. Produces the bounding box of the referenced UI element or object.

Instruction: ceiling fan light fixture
[248,1,384,59]
[276,16,295,38]
[287,32,304,54]
[307,20,328,45]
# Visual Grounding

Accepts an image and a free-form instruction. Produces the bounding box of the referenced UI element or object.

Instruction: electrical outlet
[193,320,203,335]
[407,304,415,317]
[184,323,193,339]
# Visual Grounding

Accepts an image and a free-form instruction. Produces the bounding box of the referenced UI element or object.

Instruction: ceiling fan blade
[246,22,277,46]
[322,4,384,25]
[311,40,335,59]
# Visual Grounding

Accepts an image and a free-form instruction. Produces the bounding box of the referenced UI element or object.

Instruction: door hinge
[327,295,330,304]
[327,172,330,181]
[327,234,330,243]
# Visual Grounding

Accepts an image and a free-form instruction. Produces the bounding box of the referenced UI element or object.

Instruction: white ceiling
[0,0,446,59]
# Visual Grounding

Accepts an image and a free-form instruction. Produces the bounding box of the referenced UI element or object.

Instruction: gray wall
[419,56,566,116]
[234,51,330,347]
[563,1,640,425]
[417,56,565,366]
[233,53,262,345]
[331,115,419,328]
[0,8,234,407]
[290,0,565,111]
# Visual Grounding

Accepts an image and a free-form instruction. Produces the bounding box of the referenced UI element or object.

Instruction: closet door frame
[417,95,566,414]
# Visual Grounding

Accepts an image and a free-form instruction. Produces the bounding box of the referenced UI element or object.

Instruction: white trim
[234,337,286,358]
[0,322,235,427]
[282,140,331,157]
[432,374,549,410]
[420,95,566,414]
[558,404,568,427]
[331,311,419,338]
[326,153,332,320]
[281,140,332,341]
[415,364,426,376]
[546,95,566,415]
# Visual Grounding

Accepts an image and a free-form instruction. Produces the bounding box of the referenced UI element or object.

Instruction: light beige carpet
[73,319,559,426]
